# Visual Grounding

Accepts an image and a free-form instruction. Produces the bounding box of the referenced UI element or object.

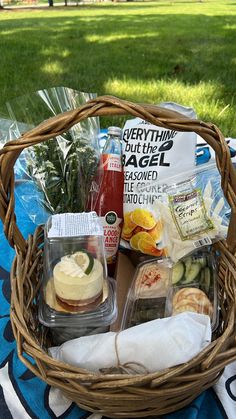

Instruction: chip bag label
[121,115,196,256]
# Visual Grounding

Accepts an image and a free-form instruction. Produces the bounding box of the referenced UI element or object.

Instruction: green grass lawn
[1,0,236,135]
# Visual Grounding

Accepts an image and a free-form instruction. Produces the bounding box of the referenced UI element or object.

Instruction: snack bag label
[121,117,196,256]
[168,189,214,240]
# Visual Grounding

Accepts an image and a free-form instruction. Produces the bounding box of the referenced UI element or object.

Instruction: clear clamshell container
[121,258,172,330]
[166,250,219,331]
[38,212,117,343]
[39,278,117,345]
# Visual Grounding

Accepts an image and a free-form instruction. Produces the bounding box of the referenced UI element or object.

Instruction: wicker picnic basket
[1,95,236,418]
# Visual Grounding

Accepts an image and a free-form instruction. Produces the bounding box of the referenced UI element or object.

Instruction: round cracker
[173,298,199,311]
[173,287,208,306]
[173,305,199,315]
[173,296,213,316]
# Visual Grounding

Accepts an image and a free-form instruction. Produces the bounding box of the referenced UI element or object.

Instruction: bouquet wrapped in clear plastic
[4,87,100,222]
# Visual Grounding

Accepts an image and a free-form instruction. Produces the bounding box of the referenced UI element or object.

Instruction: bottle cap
[108,126,122,137]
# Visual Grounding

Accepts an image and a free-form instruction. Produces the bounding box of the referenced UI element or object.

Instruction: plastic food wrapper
[121,258,171,329]
[39,212,117,344]
[151,163,231,262]
[3,87,100,224]
[0,116,44,266]
[121,102,197,258]
[49,311,211,374]
[41,277,117,345]
[168,250,219,331]
[0,117,45,270]
[0,116,30,180]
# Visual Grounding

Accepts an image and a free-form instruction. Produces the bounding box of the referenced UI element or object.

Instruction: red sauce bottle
[93,126,124,277]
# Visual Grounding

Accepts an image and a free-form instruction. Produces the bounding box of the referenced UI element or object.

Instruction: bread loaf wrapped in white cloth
[49,312,211,374]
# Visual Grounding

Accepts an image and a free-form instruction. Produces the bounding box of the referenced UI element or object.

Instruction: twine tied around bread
[99,332,149,375]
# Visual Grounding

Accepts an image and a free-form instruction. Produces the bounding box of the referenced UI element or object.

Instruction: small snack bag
[121,259,171,329]
[153,163,230,262]
[121,110,196,258]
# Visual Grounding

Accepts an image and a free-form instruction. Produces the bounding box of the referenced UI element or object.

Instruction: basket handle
[1,95,236,253]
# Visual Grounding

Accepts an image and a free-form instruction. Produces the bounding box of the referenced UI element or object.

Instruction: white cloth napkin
[49,312,211,373]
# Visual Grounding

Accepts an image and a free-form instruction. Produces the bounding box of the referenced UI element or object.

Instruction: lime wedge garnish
[74,250,94,274]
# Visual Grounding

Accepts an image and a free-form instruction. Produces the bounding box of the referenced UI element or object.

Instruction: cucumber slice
[172,261,185,284]
[74,250,94,275]
[196,256,207,269]
[184,256,193,279]
[181,262,201,284]
[200,268,205,285]
[203,267,211,293]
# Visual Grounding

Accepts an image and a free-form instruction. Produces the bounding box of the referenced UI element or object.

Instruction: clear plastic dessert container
[121,258,172,330]
[38,212,118,342]
[39,276,117,328]
[39,277,117,344]
[166,249,219,331]
[43,212,107,315]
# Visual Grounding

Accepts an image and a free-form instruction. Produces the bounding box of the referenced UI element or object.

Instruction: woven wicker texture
[0,95,236,418]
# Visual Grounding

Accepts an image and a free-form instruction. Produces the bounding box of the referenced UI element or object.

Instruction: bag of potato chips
[121,103,197,257]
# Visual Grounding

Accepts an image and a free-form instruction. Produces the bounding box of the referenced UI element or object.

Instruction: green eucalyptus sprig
[27,129,99,214]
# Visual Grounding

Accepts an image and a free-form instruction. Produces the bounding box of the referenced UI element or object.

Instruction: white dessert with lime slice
[53,250,104,311]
